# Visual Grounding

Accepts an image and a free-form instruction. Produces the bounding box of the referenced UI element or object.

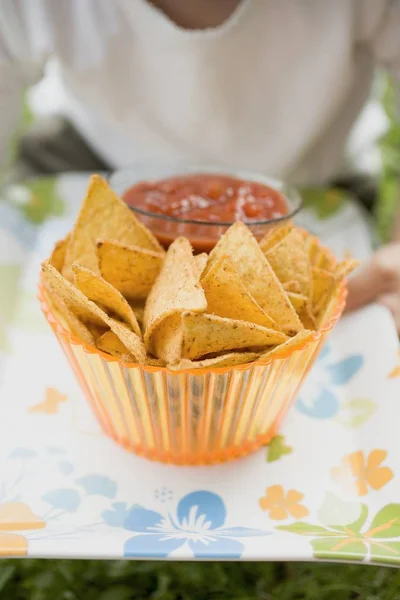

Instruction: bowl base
[103,424,278,466]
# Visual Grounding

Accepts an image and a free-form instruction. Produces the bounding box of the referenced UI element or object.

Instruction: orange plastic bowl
[38,276,346,465]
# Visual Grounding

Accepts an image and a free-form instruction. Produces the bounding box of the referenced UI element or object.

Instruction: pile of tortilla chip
[41,175,358,370]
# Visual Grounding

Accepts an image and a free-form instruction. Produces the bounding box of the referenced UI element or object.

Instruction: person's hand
[345,243,400,334]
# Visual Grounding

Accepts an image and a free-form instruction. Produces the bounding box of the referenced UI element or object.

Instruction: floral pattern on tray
[0,174,399,564]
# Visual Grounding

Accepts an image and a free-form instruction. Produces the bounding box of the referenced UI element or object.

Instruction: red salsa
[123,173,288,252]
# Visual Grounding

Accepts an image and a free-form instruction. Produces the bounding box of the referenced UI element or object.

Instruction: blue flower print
[76,475,117,499]
[42,489,81,512]
[8,448,37,459]
[102,491,267,559]
[296,344,364,420]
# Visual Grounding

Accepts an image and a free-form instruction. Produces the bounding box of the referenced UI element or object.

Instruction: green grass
[0,560,400,600]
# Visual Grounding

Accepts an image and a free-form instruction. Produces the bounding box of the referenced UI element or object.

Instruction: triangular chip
[73,265,141,335]
[265,229,311,297]
[335,258,359,280]
[106,317,147,362]
[63,175,163,279]
[181,312,288,360]
[298,304,317,330]
[130,301,145,327]
[46,290,96,345]
[143,237,207,355]
[201,254,275,328]
[312,267,336,316]
[49,235,70,272]
[316,282,343,328]
[259,222,293,253]
[258,330,314,361]
[43,262,104,328]
[42,262,146,363]
[151,314,184,364]
[287,292,308,313]
[306,236,335,271]
[283,280,302,294]
[171,352,259,370]
[147,356,166,367]
[97,240,164,300]
[194,253,208,279]
[205,222,302,334]
[96,331,135,362]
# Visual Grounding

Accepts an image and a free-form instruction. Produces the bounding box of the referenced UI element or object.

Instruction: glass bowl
[109,163,302,253]
[38,278,346,466]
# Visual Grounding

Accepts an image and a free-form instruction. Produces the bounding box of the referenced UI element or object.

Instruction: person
[0,0,399,331]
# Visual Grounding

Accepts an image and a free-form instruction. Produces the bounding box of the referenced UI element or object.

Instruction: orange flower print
[0,502,45,557]
[388,351,400,378]
[29,387,67,414]
[331,450,393,497]
[0,534,28,557]
[259,485,309,521]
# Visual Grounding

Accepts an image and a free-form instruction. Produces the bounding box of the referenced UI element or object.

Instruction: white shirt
[0,0,399,186]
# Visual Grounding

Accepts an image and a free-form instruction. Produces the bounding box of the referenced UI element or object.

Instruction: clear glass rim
[108,162,303,227]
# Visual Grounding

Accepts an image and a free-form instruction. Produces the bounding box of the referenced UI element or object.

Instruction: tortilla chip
[312,267,336,315]
[46,290,95,345]
[259,222,293,253]
[298,304,317,330]
[97,240,164,300]
[63,175,163,280]
[306,237,335,271]
[73,264,141,335]
[201,254,275,328]
[96,331,135,361]
[194,253,208,279]
[335,258,359,280]
[171,352,259,370]
[143,237,207,356]
[265,229,311,297]
[283,280,302,294]
[206,222,303,334]
[49,235,70,272]
[258,330,314,361]
[43,262,104,327]
[315,282,342,328]
[147,356,166,367]
[287,292,308,313]
[106,317,146,363]
[42,262,146,363]
[181,312,288,360]
[130,301,145,327]
[151,314,183,364]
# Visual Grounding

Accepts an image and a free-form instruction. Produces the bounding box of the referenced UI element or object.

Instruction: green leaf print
[370,541,400,565]
[0,264,21,352]
[367,504,400,539]
[0,265,21,318]
[311,538,367,562]
[332,505,369,536]
[317,492,368,531]
[0,327,10,353]
[12,291,47,333]
[0,265,47,349]
[266,435,293,462]
[336,398,377,428]
[276,495,400,565]
[277,522,336,537]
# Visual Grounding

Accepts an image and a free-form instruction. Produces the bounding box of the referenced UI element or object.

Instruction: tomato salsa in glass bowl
[109,164,302,253]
